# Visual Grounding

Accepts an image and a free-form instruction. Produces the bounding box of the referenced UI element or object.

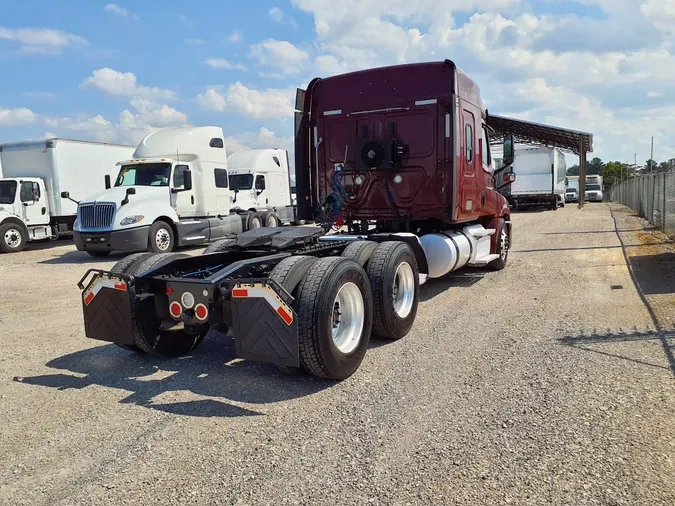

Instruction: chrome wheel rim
[4,228,22,249]
[392,261,415,318]
[156,228,171,251]
[500,228,509,261]
[331,282,365,354]
[268,215,278,227]
[251,217,261,229]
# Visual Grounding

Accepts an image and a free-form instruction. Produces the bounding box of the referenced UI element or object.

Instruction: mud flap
[229,280,300,368]
[79,270,135,346]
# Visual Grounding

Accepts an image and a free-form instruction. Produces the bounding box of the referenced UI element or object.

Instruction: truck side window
[272,156,281,167]
[214,168,228,188]
[20,182,39,202]
[255,175,266,191]
[173,164,188,189]
[480,126,491,170]
[465,123,474,163]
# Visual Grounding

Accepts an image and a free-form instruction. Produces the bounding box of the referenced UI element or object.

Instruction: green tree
[587,157,604,175]
[645,159,658,171]
[567,164,580,176]
[601,161,626,186]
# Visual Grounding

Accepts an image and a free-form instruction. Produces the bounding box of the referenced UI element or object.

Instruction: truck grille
[79,203,115,229]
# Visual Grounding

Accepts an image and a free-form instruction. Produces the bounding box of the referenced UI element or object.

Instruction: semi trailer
[71,128,300,256]
[0,139,134,253]
[76,60,517,380]
[506,146,567,210]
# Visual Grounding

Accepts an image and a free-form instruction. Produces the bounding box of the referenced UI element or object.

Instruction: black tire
[268,255,319,375]
[86,250,111,258]
[367,242,419,340]
[246,211,263,230]
[294,257,373,380]
[487,219,509,271]
[263,211,280,228]
[203,238,236,255]
[0,223,28,253]
[341,240,378,267]
[550,197,557,211]
[126,253,206,357]
[110,252,154,352]
[147,221,174,253]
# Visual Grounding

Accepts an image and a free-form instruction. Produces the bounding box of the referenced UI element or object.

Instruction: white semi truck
[506,146,567,210]
[73,127,301,256]
[0,138,135,253]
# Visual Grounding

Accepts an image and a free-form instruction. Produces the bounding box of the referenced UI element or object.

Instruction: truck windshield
[587,184,601,191]
[229,174,254,190]
[0,180,17,204]
[115,163,171,187]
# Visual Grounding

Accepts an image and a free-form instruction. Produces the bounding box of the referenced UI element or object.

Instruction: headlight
[120,215,144,226]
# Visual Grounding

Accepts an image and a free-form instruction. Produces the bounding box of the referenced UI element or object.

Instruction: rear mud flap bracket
[229,281,300,368]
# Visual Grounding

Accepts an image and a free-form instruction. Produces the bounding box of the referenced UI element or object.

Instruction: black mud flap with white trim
[227,278,300,368]
[78,270,135,346]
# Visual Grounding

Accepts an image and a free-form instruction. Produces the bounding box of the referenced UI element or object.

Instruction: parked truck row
[76,59,519,381]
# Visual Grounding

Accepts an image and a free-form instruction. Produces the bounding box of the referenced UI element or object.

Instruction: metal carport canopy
[487,114,593,155]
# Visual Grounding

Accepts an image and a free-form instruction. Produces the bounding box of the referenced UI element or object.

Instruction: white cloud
[205,58,247,70]
[647,91,664,99]
[185,38,207,45]
[104,4,139,20]
[81,68,176,101]
[0,27,87,55]
[197,83,295,120]
[227,31,242,43]
[0,107,36,126]
[249,39,309,74]
[268,7,298,27]
[224,127,293,154]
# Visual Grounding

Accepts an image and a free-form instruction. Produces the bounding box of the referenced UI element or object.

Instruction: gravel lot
[1,203,674,505]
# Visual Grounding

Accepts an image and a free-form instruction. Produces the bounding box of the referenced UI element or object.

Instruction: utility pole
[650,136,654,172]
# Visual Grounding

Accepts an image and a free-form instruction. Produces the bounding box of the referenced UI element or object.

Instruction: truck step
[469,254,500,266]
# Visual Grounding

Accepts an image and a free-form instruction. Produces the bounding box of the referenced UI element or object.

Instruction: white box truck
[585,174,603,202]
[73,126,301,257]
[0,138,135,253]
[506,146,567,210]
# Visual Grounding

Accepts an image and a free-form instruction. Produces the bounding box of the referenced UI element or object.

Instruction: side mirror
[105,174,111,189]
[183,170,193,191]
[502,134,515,167]
[496,171,516,191]
[121,187,135,206]
[126,188,136,196]
[61,191,70,199]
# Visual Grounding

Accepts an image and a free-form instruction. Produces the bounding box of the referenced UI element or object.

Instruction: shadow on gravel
[542,229,646,235]
[627,253,675,296]
[558,329,675,372]
[39,250,128,264]
[13,335,333,418]
[420,271,486,301]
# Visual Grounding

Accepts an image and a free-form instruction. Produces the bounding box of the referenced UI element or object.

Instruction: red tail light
[169,301,182,319]
[194,303,208,321]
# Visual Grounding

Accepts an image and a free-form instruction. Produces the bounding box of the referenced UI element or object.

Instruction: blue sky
[1,0,674,166]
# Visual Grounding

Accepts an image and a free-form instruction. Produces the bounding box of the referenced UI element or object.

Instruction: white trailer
[0,138,135,253]
[506,146,567,210]
[585,174,604,202]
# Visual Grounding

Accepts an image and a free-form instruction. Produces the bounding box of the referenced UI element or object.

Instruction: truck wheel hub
[156,229,171,250]
[392,261,415,318]
[4,228,21,248]
[500,228,509,260]
[331,282,364,354]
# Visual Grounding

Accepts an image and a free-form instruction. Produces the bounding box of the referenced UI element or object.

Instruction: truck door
[20,181,49,226]
[213,167,232,213]
[170,164,196,217]
[254,174,267,207]
[459,109,480,219]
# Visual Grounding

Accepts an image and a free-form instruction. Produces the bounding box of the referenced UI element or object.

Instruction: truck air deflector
[228,279,300,368]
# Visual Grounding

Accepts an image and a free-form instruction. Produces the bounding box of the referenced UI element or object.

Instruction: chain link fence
[610,169,675,238]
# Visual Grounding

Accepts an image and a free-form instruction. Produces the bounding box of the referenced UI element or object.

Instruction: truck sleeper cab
[76,60,517,381]
[74,127,246,257]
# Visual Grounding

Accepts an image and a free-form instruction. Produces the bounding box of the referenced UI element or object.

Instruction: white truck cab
[0,177,52,252]
[227,148,302,227]
[74,126,244,256]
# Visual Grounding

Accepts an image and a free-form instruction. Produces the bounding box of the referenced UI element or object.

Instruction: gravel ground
[1,203,674,505]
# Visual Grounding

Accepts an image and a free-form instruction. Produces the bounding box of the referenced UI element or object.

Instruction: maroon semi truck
[76,60,516,380]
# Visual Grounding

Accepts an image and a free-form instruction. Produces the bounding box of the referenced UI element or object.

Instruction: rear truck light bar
[77,270,301,368]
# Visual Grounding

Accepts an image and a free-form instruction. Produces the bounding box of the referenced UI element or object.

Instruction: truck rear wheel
[268,255,319,375]
[246,211,263,230]
[110,252,155,352]
[263,211,280,227]
[367,242,419,340]
[0,223,28,253]
[341,240,378,267]
[128,253,206,357]
[148,221,174,253]
[294,257,373,380]
[203,238,236,254]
